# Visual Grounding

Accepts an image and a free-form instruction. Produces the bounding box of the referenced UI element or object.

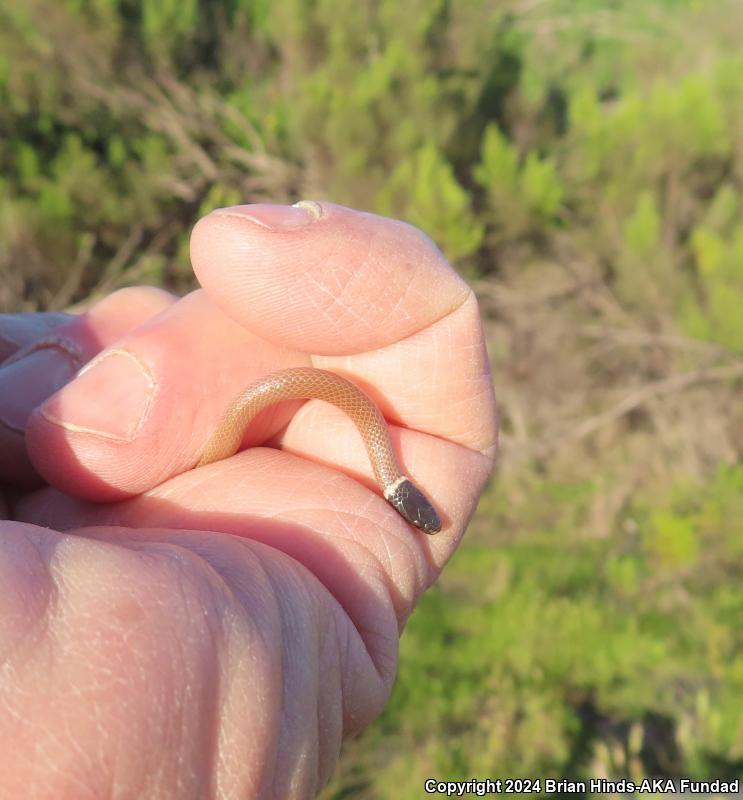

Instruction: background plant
[1,0,742,795]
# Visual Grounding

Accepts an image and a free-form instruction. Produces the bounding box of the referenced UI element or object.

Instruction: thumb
[190,201,470,356]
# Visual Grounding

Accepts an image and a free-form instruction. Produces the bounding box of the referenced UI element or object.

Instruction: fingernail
[0,340,81,431]
[39,349,156,441]
[215,201,322,229]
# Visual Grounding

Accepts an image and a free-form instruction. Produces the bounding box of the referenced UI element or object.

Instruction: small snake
[197,367,441,534]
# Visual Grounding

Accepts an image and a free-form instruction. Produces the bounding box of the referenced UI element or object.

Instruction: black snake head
[387,478,442,534]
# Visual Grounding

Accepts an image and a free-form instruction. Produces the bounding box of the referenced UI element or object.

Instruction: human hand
[0,202,496,798]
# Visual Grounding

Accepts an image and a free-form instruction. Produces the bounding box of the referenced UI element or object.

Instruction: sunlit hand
[0,202,496,799]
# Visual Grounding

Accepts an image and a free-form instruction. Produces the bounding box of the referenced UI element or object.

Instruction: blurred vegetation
[1,0,742,795]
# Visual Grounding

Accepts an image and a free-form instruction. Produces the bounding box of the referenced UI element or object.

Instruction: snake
[197,367,442,534]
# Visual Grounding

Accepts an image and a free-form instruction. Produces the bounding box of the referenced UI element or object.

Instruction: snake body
[197,367,441,534]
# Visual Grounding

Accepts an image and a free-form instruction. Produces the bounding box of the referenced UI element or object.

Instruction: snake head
[386,478,442,534]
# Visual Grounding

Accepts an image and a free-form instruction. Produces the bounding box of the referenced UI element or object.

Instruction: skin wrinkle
[314,291,495,456]
[147,540,237,624]
[329,597,389,741]
[216,215,346,332]
[326,511,403,605]
[306,476,408,566]
[362,524,402,620]
[379,273,413,329]
[295,267,340,324]
[26,661,99,796]
[202,675,223,800]
[312,617,339,791]
[167,570,216,800]
[363,226,415,326]
[316,220,389,338]
[341,226,420,335]
[317,485,420,591]
[266,502,393,566]
[249,502,405,690]
[426,335,491,444]
[145,536,272,799]
[320,526,406,659]
[248,247,312,322]
[282,404,380,485]
[293,596,324,798]
[258,556,315,799]
[0,532,57,679]
[329,609,353,735]
[350,612,398,687]
[331,227,376,330]
[416,284,475,348]
[288,495,418,571]
[202,542,282,800]
[330,595,393,728]
[213,607,257,800]
[159,457,270,520]
[317,257,374,334]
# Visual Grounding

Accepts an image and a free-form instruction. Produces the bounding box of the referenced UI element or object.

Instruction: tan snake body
[197,367,441,534]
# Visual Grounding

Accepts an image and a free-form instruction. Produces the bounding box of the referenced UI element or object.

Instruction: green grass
[322,467,743,797]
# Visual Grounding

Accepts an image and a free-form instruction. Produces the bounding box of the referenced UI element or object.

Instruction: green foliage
[378,141,484,263]
[474,124,564,244]
[681,222,743,352]
[325,467,743,795]
[624,191,661,258]
[6,0,741,317]
[2,0,743,793]
[644,509,699,568]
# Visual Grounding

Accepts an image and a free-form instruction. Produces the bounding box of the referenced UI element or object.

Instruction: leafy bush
[2,1,742,795]
[324,467,743,795]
